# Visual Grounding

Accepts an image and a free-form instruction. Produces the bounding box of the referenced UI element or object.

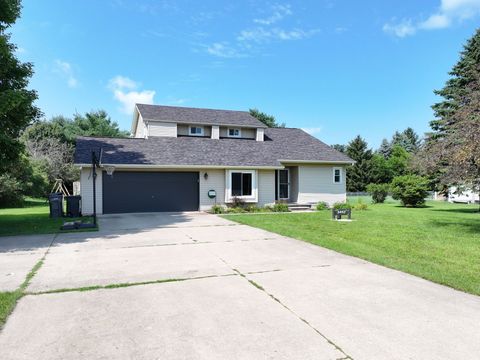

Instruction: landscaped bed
[0,198,96,237]
[223,198,480,296]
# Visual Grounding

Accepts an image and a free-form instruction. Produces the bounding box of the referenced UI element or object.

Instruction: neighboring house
[448,186,479,204]
[74,104,354,214]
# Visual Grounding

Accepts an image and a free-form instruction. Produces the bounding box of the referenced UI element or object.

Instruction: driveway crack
[215,257,353,360]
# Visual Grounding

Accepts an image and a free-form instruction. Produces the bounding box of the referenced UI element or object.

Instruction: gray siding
[297,165,346,205]
[80,167,103,215]
[149,121,177,137]
[199,169,225,210]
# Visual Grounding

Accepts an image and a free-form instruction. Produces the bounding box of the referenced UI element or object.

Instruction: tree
[345,136,373,192]
[378,138,392,158]
[366,183,390,204]
[22,110,129,190]
[0,0,41,173]
[249,108,285,128]
[331,144,346,153]
[419,29,480,209]
[73,110,129,140]
[391,175,429,207]
[370,153,393,184]
[400,127,421,153]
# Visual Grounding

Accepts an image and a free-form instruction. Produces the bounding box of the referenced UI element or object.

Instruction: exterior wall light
[204,172,208,180]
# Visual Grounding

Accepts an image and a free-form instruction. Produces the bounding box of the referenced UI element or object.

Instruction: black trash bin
[48,193,64,218]
[65,195,81,217]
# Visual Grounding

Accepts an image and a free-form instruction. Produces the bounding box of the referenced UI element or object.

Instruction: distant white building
[448,186,479,204]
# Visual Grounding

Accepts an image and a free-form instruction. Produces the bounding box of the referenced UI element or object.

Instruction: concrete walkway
[1,212,479,359]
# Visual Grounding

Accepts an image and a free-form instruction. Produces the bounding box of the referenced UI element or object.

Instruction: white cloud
[384,0,480,37]
[206,42,245,58]
[203,3,319,58]
[108,76,155,114]
[383,20,416,38]
[301,127,322,136]
[54,60,78,88]
[238,27,320,43]
[420,14,451,29]
[254,4,292,25]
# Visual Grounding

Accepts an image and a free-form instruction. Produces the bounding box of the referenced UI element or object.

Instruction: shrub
[272,203,289,212]
[391,175,429,207]
[245,205,262,212]
[333,202,352,210]
[226,207,246,214]
[366,183,390,204]
[316,202,329,211]
[210,204,225,214]
[353,198,368,210]
[231,196,245,208]
[0,174,24,208]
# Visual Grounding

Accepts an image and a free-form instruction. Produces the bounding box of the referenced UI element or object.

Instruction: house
[74,104,354,214]
[447,186,479,204]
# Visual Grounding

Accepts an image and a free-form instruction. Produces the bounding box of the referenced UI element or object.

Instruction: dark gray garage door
[103,171,199,214]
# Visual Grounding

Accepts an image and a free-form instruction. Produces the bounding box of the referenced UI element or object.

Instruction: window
[189,126,204,136]
[226,170,257,202]
[228,128,241,138]
[333,168,342,183]
[231,172,252,196]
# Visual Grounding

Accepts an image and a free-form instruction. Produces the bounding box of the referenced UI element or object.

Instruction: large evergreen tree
[0,0,41,173]
[346,135,373,192]
[419,29,480,206]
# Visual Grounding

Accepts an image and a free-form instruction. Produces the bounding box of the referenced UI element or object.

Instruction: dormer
[132,104,268,141]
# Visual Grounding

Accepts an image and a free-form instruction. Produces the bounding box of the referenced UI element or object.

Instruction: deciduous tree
[0,0,41,173]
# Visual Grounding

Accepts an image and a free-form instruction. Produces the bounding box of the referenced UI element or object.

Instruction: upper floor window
[189,126,204,136]
[333,167,342,184]
[228,128,241,138]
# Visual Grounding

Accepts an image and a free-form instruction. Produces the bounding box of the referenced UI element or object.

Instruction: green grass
[0,198,96,237]
[0,291,22,327]
[223,199,480,296]
[0,258,45,328]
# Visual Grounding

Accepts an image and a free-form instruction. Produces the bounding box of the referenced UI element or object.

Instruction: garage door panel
[103,172,199,214]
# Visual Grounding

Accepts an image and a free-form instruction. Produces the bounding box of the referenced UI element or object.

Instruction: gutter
[74,163,284,170]
[278,159,355,165]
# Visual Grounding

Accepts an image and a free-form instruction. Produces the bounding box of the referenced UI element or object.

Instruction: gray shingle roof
[74,128,353,167]
[136,104,268,128]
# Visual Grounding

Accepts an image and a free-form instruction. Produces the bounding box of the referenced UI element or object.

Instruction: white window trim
[333,167,342,184]
[189,125,204,136]
[225,170,258,203]
[227,128,242,138]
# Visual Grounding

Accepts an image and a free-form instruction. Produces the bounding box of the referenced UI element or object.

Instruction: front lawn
[223,199,480,296]
[0,198,96,237]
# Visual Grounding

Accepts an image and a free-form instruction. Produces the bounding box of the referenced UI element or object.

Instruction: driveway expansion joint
[25,273,239,296]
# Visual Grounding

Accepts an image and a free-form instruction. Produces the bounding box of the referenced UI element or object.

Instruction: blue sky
[10,0,480,147]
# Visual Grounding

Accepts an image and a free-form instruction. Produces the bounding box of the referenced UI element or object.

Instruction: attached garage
[102,171,199,214]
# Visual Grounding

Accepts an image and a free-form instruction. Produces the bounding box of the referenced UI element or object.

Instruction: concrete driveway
[1,212,479,359]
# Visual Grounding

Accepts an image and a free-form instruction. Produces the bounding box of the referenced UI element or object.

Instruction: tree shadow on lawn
[429,218,480,234]
[431,208,480,214]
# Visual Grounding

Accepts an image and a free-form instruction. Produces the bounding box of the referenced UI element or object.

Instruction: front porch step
[287,204,313,211]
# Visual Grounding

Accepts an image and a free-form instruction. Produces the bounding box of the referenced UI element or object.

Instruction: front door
[278,169,289,200]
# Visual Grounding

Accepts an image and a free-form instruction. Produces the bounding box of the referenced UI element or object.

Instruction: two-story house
[74,104,354,214]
